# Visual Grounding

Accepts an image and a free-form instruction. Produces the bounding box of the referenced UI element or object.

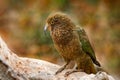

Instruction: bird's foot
[55,67,65,75]
[64,69,83,77]
[55,62,69,75]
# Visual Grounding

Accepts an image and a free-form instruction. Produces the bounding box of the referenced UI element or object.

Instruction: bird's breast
[51,29,73,45]
[55,37,82,60]
[51,29,82,60]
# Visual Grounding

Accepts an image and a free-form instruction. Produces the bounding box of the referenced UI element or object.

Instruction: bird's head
[44,12,73,32]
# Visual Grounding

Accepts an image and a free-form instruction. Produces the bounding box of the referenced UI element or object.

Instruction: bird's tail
[93,60,101,67]
[92,58,101,67]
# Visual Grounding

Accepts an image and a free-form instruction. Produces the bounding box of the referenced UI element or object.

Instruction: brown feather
[45,12,98,74]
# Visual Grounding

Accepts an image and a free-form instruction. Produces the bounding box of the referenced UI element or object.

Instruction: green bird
[44,12,101,75]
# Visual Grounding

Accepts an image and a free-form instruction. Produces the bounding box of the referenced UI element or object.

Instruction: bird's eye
[51,21,54,24]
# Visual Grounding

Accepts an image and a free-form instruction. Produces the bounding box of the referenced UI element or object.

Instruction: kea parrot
[44,12,101,76]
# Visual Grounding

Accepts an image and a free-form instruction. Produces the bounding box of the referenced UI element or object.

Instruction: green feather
[74,27,101,67]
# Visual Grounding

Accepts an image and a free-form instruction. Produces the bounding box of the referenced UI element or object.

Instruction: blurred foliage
[0,0,120,78]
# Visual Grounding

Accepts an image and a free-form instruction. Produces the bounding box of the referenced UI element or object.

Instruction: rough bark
[0,37,115,80]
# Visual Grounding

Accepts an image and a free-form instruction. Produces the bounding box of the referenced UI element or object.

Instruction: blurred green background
[0,0,119,79]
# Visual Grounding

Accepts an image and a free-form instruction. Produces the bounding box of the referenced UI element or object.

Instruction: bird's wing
[73,27,101,66]
[76,27,96,60]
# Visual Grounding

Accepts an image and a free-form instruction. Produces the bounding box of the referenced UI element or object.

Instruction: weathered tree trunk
[0,37,115,80]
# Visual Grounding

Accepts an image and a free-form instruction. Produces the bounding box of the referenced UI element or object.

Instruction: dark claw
[64,71,72,77]
[55,62,69,75]
[55,67,65,75]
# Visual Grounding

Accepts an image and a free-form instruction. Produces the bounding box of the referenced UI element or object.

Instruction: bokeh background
[0,0,119,79]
